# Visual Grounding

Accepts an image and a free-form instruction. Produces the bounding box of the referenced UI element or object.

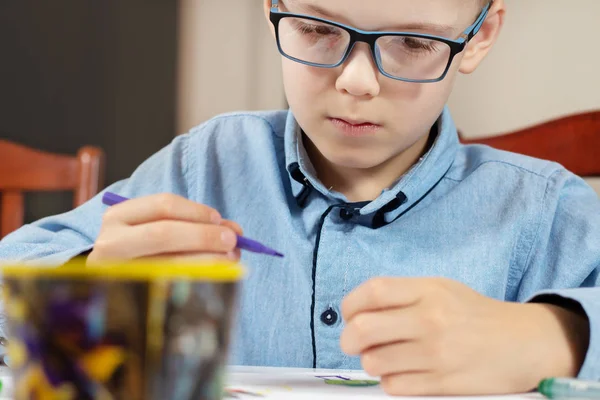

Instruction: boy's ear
[459,0,505,74]
[264,0,276,37]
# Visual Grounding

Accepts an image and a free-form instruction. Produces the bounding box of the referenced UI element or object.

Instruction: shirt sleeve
[517,168,600,380]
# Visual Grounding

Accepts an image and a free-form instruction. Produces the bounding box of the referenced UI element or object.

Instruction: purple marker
[101,192,284,258]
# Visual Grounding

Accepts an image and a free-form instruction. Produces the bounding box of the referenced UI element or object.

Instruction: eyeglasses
[269,0,493,83]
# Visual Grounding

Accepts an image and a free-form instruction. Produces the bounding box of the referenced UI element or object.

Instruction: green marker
[539,378,600,399]
[324,379,380,387]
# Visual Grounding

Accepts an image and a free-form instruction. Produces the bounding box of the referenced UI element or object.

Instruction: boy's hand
[87,193,243,264]
[340,277,590,396]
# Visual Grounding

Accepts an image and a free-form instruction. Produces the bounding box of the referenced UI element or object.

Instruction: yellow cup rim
[1,258,245,282]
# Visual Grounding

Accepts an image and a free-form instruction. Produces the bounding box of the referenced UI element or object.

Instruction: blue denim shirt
[1,107,599,380]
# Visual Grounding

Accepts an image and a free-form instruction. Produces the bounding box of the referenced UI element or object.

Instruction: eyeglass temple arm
[271,0,278,11]
[464,0,494,40]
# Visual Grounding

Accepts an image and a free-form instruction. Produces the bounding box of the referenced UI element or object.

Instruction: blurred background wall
[0,1,179,221]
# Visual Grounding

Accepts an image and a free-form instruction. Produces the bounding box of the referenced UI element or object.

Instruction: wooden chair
[459,110,600,177]
[0,140,105,238]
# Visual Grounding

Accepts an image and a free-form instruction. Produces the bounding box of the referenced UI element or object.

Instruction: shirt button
[320,308,338,326]
[339,208,354,221]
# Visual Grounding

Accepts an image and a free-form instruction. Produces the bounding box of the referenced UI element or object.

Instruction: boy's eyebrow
[282,0,458,37]
[388,22,456,37]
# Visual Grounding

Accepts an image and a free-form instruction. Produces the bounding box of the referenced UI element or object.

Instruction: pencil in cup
[2,260,244,400]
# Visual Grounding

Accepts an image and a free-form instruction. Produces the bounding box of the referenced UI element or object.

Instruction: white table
[0,366,543,400]
[226,367,543,400]
[0,367,12,400]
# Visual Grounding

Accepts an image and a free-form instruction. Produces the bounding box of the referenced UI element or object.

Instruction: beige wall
[449,0,600,138]
[177,0,285,134]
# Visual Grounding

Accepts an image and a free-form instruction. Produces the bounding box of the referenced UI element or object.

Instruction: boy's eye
[294,21,341,37]
[379,36,442,56]
[400,37,440,52]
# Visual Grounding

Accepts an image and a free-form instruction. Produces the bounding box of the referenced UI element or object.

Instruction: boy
[1,0,599,395]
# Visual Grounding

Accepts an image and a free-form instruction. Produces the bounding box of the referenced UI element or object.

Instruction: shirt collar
[284,107,460,227]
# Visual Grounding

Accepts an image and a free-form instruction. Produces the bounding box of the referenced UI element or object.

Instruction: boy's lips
[331,117,380,126]
[328,117,381,137]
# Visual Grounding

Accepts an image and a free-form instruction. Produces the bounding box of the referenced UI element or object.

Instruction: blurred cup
[1,259,244,400]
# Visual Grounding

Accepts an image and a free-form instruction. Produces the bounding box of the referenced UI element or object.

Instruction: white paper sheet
[226,366,544,400]
[0,366,546,400]
[0,367,12,400]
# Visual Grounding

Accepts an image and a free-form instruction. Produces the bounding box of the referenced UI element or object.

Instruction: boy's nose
[335,43,381,98]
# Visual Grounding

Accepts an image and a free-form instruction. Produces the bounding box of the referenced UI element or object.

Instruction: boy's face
[265,0,503,173]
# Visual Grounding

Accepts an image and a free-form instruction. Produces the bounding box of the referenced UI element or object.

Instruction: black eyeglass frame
[269,0,493,83]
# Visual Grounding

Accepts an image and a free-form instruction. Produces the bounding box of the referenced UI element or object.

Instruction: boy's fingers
[90,249,241,265]
[380,371,443,397]
[221,220,244,236]
[342,278,422,322]
[359,341,432,378]
[138,251,241,262]
[102,193,222,226]
[340,308,423,355]
[94,221,238,260]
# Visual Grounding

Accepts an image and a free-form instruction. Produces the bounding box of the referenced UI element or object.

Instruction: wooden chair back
[460,110,600,176]
[0,139,105,238]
